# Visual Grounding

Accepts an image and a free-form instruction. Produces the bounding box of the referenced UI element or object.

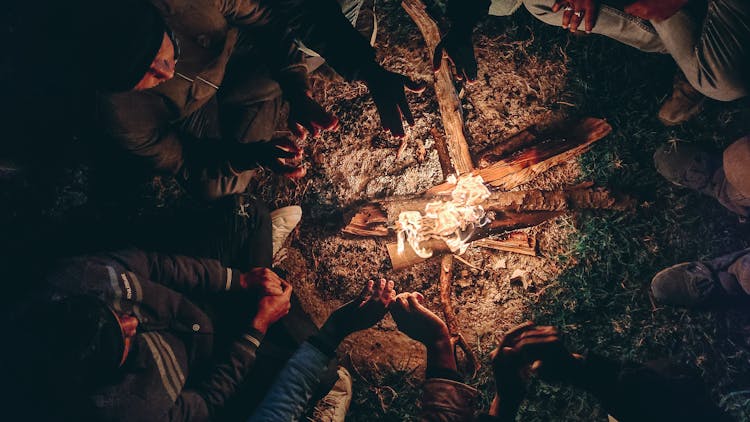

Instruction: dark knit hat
[40,295,125,378]
[85,0,167,91]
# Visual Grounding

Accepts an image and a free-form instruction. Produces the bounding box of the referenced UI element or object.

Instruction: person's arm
[390,292,479,422]
[109,249,286,297]
[433,0,491,82]
[172,281,293,420]
[249,279,395,421]
[98,93,304,199]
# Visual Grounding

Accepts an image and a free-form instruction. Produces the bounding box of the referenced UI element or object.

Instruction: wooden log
[402,0,474,175]
[387,211,561,270]
[341,185,633,236]
[477,127,539,168]
[427,118,612,194]
[474,232,537,256]
[438,254,480,377]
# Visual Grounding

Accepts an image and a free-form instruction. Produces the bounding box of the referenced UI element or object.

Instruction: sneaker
[271,206,302,258]
[651,248,750,307]
[309,366,353,422]
[658,73,706,126]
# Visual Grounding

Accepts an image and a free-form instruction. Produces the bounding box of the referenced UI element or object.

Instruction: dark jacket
[96,0,376,199]
[44,249,261,422]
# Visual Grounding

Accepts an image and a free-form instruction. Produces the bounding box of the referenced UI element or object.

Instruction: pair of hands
[489,322,583,416]
[242,268,293,334]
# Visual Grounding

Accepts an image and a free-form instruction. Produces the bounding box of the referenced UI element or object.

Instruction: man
[484,323,731,421]
[89,0,426,201]
[651,136,750,308]
[519,0,749,125]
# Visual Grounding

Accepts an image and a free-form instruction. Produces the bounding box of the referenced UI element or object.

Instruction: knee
[522,0,561,25]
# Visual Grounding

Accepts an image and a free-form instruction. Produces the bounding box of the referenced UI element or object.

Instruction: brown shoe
[658,73,706,126]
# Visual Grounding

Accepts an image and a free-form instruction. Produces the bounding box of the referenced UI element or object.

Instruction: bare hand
[363,66,426,138]
[287,91,339,140]
[624,0,688,21]
[321,278,396,341]
[252,279,292,334]
[250,138,306,180]
[503,324,582,382]
[391,292,450,347]
[553,0,599,33]
[240,268,285,296]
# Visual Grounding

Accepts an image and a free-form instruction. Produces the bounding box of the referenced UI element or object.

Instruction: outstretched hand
[321,278,396,342]
[287,90,339,140]
[232,138,306,179]
[391,292,450,347]
[433,29,478,83]
[363,66,426,138]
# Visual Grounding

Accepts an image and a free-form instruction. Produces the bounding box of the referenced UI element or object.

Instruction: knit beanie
[83,0,167,91]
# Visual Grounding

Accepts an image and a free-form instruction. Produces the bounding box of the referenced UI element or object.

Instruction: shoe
[651,248,750,307]
[309,367,353,422]
[653,144,721,195]
[658,73,706,126]
[271,206,302,258]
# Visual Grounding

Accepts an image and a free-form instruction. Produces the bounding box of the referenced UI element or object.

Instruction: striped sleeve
[186,328,265,418]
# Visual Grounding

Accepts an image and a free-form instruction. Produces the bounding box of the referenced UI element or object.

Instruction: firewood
[474,232,537,256]
[477,127,539,168]
[438,254,480,377]
[402,0,474,175]
[387,211,559,270]
[341,185,632,237]
[427,118,612,194]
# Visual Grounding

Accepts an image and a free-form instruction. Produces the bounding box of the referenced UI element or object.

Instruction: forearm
[192,328,265,417]
[144,251,242,293]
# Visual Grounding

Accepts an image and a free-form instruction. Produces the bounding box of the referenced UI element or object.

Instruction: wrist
[251,317,269,335]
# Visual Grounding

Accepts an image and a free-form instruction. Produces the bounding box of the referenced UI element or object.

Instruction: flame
[397,174,491,258]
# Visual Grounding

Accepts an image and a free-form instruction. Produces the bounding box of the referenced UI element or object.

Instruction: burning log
[402,0,474,175]
[474,232,537,256]
[342,184,633,238]
[386,211,561,270]
[438,254,480,377]
[428,118,613,194]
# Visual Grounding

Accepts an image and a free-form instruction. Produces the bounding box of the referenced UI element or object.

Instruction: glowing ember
[397,174,492,258]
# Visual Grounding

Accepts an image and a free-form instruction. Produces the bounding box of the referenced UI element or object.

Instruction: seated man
[651,136,750,308]
[85,0,426,201]
[3,195,335,421]
[519,0,749,125]
[485,323,731,421]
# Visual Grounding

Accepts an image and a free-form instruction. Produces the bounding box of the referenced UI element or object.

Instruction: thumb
[402,75,427,94]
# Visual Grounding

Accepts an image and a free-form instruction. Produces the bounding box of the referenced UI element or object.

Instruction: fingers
[561,6,572,29]
[398,96,415,127]
[584,0,596,33]
[552,0,566,12]
[380,279,396,305]
[380,106,406,138]
[290,123,307,141]
[569,3,583,32]
[280,279,293,299]
[271,138,303,159]
[500,321,536,347]
[403,77,427,94]
[358,280,375,304]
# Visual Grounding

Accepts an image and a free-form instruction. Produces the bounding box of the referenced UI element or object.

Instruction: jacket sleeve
[216,0,310,94]
[571,354,731,422]
[268,0,378,81]
[111,249,243,295]
[420,378,479,422]
[98,92,251,200]
[168,329,265,421]
[248,341,334,421]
